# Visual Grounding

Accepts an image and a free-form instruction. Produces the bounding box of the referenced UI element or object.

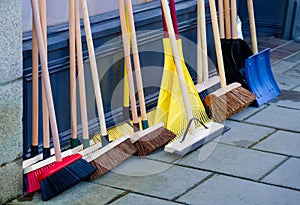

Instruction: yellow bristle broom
[204,0,256,122]
[160,0,224,156]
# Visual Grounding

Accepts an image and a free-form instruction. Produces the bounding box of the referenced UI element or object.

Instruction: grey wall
[0,0,23,204]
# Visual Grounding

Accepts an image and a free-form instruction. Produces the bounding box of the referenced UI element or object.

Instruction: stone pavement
[10,37,300,205]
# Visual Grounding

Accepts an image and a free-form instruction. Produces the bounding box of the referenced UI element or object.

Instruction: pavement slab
[273,72,300,90]
[272,61,298,74]
[262,158,300,190]
[110,193,181,205]
[229,105,267,121]
[253,130,300,157]
[177,175,300,205]
[217,121,275,148]
[177,142,286,180]
[145,147,182,163]
[285,51,300,63]
[9,182,124,205]
[93,158,211,200]
[246,105,300,132]
[269,90,300,110]
[285,63,300,77]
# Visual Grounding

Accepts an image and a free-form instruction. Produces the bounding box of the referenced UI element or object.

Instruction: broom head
[164,121,224,156]
[83,135,136,181]
[130,122,176,157]
[205,82,256,122]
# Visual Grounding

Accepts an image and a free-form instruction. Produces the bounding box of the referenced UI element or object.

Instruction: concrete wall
[0,0,23,204]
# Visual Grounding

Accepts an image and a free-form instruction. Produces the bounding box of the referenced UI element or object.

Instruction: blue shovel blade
[245,48,281,107]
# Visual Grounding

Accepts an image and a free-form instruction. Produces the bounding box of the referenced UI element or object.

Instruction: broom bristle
[205,86,256,122]
[134,126,176,157]
[88,139,136,180]
[39,154,95,201]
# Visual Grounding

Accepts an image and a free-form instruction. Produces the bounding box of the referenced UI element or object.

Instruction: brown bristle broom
[27,0,96,201]
[124,0,176,157]
[204,0,256,122]
[78,0,136,180]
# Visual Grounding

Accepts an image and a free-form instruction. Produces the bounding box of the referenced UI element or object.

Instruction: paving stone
[177,142,286,180]
[253,131,300,157]
[285,51,300,63]
[110,193,181,205]
[273,72,300,90]
[145,147,182,163]
[93,158,211,200]
[177,175,300,205]
[9,182,123,205]
[246,105,300,132]
[285,63,300,77]
[292,85,300,92]
[229,105,267,121]
[262,158,300,190]
[269,90,300,110]
[217,121,275,148]
[272,61,298,73]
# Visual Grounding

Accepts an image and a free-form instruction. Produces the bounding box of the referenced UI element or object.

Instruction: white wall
[22,0,152,32]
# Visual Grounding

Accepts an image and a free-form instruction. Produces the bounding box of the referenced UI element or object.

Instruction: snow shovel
[244,0,280,107]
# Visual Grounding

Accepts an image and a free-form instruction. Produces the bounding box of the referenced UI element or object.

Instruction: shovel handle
[80,0,108,137]
[209,0,227,88]
[69,0,77,140]
[218,0,225,38]
[247,0,258,54]
[231,0,237,39]
[224,0,231,39]
[118,0,139,125]
[31,0,62,161]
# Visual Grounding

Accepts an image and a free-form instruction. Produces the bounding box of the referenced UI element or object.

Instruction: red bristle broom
[26,0,96,201]
[77,0,137,180]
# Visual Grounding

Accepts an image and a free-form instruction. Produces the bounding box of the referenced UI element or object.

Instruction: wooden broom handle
[32,12,39,147]
[199,0,208,82]
[69,0,77,140]
[247,0,258,54]
[80,0,107,136]
[231,0,237,39]
[41,0,50,149]
[126,0,148,122]
[209,0,227,88]
[197,0,203,83]
[31,0,62,161]
[218,0,225,38]
[75,0,89,141]
[118,0,139,124]
[224,0,231,39]
[161,0,196,133]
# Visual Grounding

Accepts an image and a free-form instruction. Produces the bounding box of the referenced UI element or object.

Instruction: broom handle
[247,0,258,54]
[69,0,77,141]
[209,0,227,88]
[161,0,196,133]
[31,0,62,161]
[126,0,148,125]
[218,0,225,38]
[224,0,231,39]
[41,0,51,152]
[118,0,139,125]
[199,0,208,82]
[32,10,39,149]
[231,0,237,39]
[75,0,89,145]
[80,0,107,136]
[197,0,203,83]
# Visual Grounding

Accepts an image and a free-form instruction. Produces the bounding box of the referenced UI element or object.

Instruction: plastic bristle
[134,127,176,157]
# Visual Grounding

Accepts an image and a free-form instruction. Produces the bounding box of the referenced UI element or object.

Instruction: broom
[160,0,224,156]
[203,0,256,122]
[78,0,136,180]
[125,0,176,157]
[27,0,96,200]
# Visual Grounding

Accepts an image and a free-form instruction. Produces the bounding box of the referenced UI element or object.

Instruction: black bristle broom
[78,0,136,180]
[204,0,256,122]
[124,0,176,157]
[29,0,96,200]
